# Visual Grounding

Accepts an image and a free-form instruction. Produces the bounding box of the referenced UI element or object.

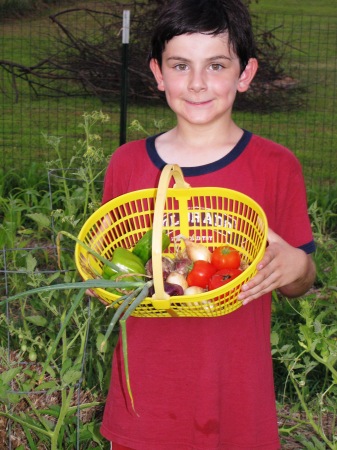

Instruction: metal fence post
[119,10,130,146]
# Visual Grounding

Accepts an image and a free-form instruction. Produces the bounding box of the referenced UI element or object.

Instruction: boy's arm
[238,228,316,305]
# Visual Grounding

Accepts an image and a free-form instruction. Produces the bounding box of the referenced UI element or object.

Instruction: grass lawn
[250,0,337,16]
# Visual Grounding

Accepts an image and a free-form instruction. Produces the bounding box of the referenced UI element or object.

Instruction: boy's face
[150,33,257,127]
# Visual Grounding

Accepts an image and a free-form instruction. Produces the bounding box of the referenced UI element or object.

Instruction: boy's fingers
[86,288,98,298]
[266,227,278,244]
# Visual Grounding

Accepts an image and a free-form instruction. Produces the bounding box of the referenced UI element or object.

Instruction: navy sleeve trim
[298,241,316,254]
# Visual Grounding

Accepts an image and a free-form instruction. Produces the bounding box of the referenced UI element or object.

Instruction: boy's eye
[209,63,224,71]
[174,63,188,71]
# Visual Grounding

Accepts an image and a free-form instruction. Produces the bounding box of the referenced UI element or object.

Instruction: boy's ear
[149,58,165,91]
[237,58,258,93]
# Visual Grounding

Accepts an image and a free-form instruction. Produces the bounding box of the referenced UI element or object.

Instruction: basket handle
[151,164,190,302]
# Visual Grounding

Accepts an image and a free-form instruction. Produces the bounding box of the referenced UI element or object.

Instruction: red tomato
[208,268,243,291]
[211,246,241,270]
[186,260,217,289]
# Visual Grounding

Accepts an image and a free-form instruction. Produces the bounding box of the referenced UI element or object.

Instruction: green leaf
[18,228,34,235]
[25,252,37,272]
[1,367,21,384]
[21,425,39,450]
[96,360,104,390]
[0,383,20,403]
[26,212,51,229]
[35,381,58,392]
[45,271,62,286]
[25,315,48,327]
[60,358,73,376]
[62,369,82,386]
[96,332,107,354]
[45,365,56,379]
[271,331,279,346]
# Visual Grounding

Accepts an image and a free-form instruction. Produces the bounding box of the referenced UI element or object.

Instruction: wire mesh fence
[0,242,111,448]
[0,3,336,197]
[0,153,111,448]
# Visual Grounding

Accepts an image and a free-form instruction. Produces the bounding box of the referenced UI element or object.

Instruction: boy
[100,0,316,448]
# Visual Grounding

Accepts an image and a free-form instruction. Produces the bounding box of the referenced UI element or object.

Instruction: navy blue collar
[146,129,252,176]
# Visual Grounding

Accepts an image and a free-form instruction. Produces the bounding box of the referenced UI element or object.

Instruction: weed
[272,194,337,448]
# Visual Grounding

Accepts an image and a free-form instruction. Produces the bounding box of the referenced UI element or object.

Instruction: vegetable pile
[100,231,245,300]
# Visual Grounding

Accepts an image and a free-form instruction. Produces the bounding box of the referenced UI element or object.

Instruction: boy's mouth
[186,99,212,106]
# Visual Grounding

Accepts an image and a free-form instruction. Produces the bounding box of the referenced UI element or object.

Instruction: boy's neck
[155,121,244,167]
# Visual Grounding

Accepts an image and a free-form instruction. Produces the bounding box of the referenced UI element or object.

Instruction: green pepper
[111,247,146,275]
[102,264,117,280]
[132,229,170,264]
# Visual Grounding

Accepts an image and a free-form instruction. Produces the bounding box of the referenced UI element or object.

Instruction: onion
[166,272,189,290]
[181,236,212,263]
[164,282,184,296]
[184,286,206,296]
[145,256,174,280]
[173,257,192,276]
[148,282,184,297]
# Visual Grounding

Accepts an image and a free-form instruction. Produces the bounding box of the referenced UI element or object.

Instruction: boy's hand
[238,228,316,305]
[86,289,98,298]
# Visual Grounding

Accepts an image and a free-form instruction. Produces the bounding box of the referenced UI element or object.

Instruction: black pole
[119,10,130,146]
[120,44,129,146]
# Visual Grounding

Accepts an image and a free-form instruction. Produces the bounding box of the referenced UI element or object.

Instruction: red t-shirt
[100,131,315,450]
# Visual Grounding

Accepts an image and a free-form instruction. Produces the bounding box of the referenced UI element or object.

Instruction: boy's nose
[188,70,207,92]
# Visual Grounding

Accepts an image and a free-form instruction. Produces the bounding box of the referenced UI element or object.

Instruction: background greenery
[0,0,336,196]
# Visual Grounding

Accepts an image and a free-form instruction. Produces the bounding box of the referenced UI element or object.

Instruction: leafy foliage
[272,192,337,448]
[0,112,114,449]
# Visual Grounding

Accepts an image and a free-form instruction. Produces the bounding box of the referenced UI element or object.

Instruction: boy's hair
[149,0,257,72]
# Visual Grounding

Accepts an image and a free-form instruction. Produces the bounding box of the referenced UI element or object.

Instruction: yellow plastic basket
[75,164,268,318]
